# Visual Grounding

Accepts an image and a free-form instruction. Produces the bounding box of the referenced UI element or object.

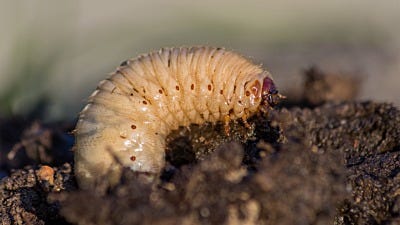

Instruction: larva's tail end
[74,159,123,190]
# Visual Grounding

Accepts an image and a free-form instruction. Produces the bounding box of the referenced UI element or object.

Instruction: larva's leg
[224,114,230,136]
[241,109,251,129]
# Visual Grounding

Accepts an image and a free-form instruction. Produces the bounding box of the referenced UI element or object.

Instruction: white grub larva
[74,46,282,189]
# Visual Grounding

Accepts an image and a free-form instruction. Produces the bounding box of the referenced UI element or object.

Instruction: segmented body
[74,46,279,189]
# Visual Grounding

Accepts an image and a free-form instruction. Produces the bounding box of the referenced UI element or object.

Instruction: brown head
[260,76,284,112]
[243,72,284,113]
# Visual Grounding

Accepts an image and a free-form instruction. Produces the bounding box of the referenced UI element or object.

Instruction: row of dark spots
[210,47,223,59]
[125,125,160,163]
[131,124,137,162]
[128,94,149,105]
[130,87,140,96]
[130,86,166,98]
[117,125,137,162]
[171,83,216,92]
[119,56,160,162]
[129,86,153,105]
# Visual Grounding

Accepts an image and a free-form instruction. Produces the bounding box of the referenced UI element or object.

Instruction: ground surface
[1,68,400,225]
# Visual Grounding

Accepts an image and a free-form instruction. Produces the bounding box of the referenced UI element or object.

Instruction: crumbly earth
[1,68,400,225]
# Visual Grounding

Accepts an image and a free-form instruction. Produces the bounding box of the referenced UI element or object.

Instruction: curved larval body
[74,46,277,189]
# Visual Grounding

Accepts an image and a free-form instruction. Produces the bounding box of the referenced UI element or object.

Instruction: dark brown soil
[1,67,400,225]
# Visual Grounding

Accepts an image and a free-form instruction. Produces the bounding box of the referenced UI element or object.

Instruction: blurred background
[1,0,399,121]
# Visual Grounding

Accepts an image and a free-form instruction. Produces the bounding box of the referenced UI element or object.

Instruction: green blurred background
[1,0,399,121]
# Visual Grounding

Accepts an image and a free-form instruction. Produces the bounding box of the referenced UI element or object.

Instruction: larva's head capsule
[260,76,284,112]
[244,72,283,113]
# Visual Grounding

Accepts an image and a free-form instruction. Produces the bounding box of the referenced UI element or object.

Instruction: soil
[1,67,400,225]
